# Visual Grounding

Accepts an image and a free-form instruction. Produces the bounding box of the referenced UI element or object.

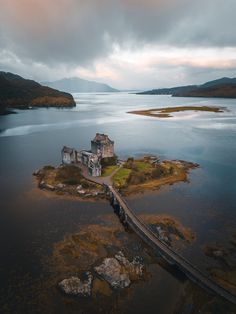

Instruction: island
[128,105,224,119]
[34,133,199,199]
[0,71,76,115]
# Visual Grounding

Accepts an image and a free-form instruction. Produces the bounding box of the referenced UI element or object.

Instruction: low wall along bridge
[104,184,236,305]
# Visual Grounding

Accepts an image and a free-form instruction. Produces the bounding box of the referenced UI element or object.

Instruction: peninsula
[0,71,76,115]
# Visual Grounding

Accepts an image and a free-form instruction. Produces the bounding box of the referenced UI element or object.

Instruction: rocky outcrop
[94,251,144,289]
[59,272,93,297]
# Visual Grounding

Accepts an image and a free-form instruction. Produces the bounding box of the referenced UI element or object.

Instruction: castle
[61,133,115,177]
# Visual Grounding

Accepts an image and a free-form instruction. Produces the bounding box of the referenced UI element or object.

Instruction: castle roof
[62,146,74,154]
[92,133,113,144]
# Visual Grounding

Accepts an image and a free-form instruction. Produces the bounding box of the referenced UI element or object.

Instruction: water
[0,93,236,313]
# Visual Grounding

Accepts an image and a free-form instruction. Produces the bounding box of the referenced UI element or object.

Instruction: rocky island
[34,133,199,199]
[47,214,194,298]
[0,71,75,115]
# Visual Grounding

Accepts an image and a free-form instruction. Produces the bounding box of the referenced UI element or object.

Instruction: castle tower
[91,133,114,158]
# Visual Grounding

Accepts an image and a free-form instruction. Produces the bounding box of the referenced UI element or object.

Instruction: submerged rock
[59,272,93,297]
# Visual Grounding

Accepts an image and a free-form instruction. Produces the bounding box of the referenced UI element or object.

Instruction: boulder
[213,250,224,258]
[59,272,93,297]
[115,251,144,278]
[33,169,41,176]
[39,180,45,188]
[95,257,130,289]
[45,184,55,191]
[56,183,65,189]
[77,189,86,195]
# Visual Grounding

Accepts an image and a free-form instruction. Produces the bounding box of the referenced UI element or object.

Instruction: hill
[0,72,76,114]
[43,77,119,93]
[138,77,236,98]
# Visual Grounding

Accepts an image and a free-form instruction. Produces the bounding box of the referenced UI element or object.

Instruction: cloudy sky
[0,0,235,89]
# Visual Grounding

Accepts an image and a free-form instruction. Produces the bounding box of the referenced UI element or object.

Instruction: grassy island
[128,105,224,118]
[111,157,198,195]
[34,157,198,199]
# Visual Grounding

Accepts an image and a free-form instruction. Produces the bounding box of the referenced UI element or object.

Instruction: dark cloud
[1,0,235,66]
[0,0,235,86]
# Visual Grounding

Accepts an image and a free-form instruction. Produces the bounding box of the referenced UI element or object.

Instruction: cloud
[0,0,235,87]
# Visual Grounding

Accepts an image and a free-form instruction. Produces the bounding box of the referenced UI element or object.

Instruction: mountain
[0,72,76,114]
[43,77,119,93]
[138,77,236,98]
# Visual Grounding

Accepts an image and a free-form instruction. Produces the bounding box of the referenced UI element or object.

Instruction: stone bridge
[105,184,236,305]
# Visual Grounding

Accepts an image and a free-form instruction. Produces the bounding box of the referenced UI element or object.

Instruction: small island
[128,105,224,119]
[34,133,198,199]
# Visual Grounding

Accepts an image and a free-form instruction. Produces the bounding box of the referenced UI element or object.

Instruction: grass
[112,167,132,188]
[135,161,152,171]
[101,165,119,177]
[111,158,198,195]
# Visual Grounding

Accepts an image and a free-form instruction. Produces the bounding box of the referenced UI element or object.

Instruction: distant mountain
[138,85,198,95]
[138,77,236,98]
[0,72,75,114]
[43,77,119,93]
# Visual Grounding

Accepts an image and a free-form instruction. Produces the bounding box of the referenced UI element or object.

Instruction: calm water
[0,93,236,313]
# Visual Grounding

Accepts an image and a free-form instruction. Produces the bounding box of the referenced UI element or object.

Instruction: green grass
[112,168,132,188]
[135,161,152,171]
[101,165,119,177]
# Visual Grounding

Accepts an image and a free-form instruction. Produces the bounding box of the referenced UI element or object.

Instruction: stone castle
[61,133,115,177]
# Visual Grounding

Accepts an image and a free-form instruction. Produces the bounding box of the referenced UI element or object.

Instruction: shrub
[63,177,80,185]
[151,167,164,179]
[43,165,55,171]
[55,165,82,182]
[128,171,147,185]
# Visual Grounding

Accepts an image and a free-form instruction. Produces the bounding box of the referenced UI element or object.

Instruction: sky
[0,0,235,90]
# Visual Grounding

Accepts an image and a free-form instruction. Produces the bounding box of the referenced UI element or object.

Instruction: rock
[77,189,86,195]
[45,184,55,191]
[95,257,131,289]
[33,169,41,176]
[56,183,65,189]
[213,250,224,258]
[39,180,45,188]
[59,272,93,297]
[115,251,144,278]
[156,226,169,243]
[76,185,83,190]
